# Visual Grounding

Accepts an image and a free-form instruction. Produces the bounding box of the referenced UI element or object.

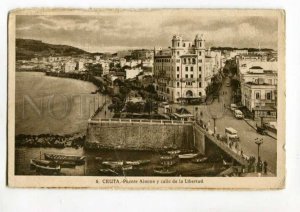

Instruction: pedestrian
[263,161,268,174]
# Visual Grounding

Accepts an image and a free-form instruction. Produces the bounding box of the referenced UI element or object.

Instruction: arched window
[186,90,193,97]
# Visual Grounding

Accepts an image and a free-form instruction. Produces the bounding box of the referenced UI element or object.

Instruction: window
[184,58,186,64]
[199,51,202,56]
[177,82,180,87]
[199,92,202,96]
[186,82,192,86]
[199,66,202,72]
[185,74,188,78]
[185,67,188,72]
[177,51,179,55]
[177,92,180,96]
[256,92,260,99]
[176,59,180,63]
[199,82,202,87]
[268,79,272,84]
[199,74,201,78]
[177,74,179,78]
[191,67,194,72]
[192,58,196,64]
[200,42,202,47]
[266,92,272,100]
[191,74,193,78]
[183,43,185,47]
[178,42,179,47]
[177,66,179,71]
[199,59,202,63]
[188,58,191,64]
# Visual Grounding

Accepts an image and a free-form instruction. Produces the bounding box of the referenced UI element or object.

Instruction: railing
[194,123,248,166]
[88,118,194,125]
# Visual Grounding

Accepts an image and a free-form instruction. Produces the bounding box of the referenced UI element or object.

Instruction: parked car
[257,126,267,135]
[234,109,244,119]
[230,104,237,111]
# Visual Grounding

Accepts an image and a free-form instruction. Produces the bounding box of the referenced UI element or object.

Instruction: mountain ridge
[16,38,92,60]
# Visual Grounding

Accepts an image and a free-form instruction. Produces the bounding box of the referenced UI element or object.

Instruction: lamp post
[255,138,263,160]
[255,138,263,172]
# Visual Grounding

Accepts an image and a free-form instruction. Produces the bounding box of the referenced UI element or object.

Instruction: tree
[86,63,103,76]
[126,102,144,113]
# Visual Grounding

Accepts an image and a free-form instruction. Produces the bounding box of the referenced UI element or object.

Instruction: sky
[16,10,278,53]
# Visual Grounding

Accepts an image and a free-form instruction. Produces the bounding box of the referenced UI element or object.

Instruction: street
[171,76,277,174]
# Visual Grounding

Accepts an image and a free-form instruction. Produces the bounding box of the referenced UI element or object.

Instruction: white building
[125,67,143,79]
[64,60,76,72]
[240,61,277,120]
[153,34,213,103]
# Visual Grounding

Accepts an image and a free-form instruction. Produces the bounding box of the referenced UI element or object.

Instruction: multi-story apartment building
[240,63,277,120]
[153,34,209,103]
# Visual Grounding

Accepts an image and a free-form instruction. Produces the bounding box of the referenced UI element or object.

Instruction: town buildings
[153,34,219,103]
[238,56,278,120]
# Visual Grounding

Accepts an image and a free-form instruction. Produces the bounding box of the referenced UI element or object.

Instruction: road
[170,76,277,174]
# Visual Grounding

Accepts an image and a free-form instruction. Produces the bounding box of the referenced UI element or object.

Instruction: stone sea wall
[85,122,194,151]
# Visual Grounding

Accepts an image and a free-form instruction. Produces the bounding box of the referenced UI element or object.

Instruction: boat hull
[44,153,85,165]
[30,159,61,175]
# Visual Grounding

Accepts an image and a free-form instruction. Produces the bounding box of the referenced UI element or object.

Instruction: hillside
[16,39,90,60]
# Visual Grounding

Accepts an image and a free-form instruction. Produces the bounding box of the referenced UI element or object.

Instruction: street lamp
[255,138,263,161]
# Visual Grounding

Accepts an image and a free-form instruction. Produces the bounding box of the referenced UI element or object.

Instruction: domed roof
[195,34,205,41]
[172,35,182,40]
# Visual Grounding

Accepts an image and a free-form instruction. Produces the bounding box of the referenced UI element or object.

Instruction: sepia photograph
[7,9,285,189]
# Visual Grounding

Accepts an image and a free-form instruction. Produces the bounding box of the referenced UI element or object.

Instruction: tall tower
[194,34,206,95]
[194,34,205,55]
[171,35,183,57]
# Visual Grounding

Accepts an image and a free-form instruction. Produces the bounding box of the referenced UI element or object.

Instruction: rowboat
[30,159,61,175]
[178,153,198,159]
[120,165,133,171]
[44,153,85,165]
[167,150,181,155]
[99,168,119,176]
[160,155,175,160]
[102,161,124,168]
[153,167,177,176]
[192,157,208,163]
[223,159,234,166]
[125,160,151,166]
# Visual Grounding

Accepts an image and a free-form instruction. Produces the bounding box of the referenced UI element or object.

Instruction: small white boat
[192,157,208,163]
[125,160,151,166]
[178,153,198,159]
[223,159,234,166]
[153,167,177,176]
[120,165,133,171]
[167,150,181,155]
[160,155,175,160]
[102,161,124,167]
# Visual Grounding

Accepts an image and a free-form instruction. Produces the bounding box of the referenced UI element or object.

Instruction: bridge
[194,123,248,166]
